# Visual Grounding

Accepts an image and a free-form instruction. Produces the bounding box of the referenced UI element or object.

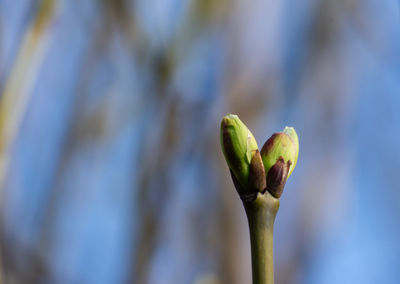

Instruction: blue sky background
[1,0,400,283]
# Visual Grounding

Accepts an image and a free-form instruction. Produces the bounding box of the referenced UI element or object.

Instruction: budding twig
[220,114,299,284]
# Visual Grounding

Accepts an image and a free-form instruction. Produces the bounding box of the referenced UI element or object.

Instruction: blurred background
[0,0,400,283]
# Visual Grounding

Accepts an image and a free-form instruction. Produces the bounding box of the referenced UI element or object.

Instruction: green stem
[244,193,280,284]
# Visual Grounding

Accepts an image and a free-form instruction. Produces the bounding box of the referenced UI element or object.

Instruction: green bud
[282,126,299,177]
[220,114,264,196]
[260,127,299,198]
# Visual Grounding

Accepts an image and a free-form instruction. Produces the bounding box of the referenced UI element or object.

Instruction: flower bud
[260,127,299,198]
[220,114,265,198]
[282,126,299,177]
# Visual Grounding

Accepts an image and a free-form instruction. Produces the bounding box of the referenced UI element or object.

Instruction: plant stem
[244,193,280,284]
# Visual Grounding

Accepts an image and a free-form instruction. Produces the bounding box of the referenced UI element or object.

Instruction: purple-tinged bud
[220,114,266,201]
[260,127,299,198]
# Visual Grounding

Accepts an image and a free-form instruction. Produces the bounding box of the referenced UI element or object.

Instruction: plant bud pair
[220,114,298,200]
